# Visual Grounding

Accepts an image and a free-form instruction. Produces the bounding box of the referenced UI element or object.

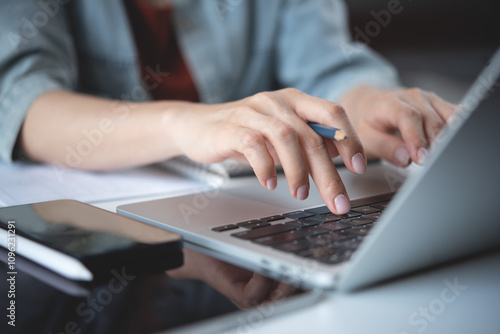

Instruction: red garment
[124,0,199,102]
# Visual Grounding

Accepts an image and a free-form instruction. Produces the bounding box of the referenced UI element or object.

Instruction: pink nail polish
[352,152,366,174]
[395,147,411,166]
[417,147,428,165]
[266,177,277,190]
[297,184,309,200]
[334,194,350,214]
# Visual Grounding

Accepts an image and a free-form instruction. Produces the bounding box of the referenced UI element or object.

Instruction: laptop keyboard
[211,193,393,265]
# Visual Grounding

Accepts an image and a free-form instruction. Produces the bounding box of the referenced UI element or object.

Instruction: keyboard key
[364,212,383,221]
[348,227,371,236]
[304,205,332,215]
[334,211,362,219]
[314,231,352,242]
[310,234,360,251]
[306,214,341,223]
[320,221,351,231]
[371,201,390,209]
[284,219,319,229]
[259,215,285,222]
[331,238,362,250]
[294,226,330,236]
[341,218,373,226]
[212,224,239,232]
[236,220,270,229]
[231,224,295,240]
[282,211,315,220]
[351,206,381,214]
[274,239,312,253]
[252,231,304,246]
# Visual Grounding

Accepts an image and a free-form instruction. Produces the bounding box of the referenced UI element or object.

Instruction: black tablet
[0,200,183,282]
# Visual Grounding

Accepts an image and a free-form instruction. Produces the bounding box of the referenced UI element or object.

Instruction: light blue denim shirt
[0,0,399,162]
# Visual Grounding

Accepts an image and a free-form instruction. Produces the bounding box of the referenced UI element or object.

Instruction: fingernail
[395,147,411,166]
[417,147,428,165]
[334,194,350,214]
[351,152,366,174]
[266,177,277,190]
[297,184,309,200]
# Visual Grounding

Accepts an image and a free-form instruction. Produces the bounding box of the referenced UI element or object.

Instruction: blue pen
[308,122,347,141]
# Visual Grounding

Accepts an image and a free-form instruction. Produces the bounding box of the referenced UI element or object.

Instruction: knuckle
[235,104,257,117]
[253,91,277,105]
[281,87,301,95]
[271,121,296,143]
[303,132,325,151]
[325,103,346,118]
[403,107,422,120]
[407,87,425,98]
[380,90,399,102]
[240,132,263,151]
[325,178,344,198]
[429,118,445,134]
[427,91,438,100]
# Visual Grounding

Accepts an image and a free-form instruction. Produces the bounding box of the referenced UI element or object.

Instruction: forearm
[19,90,189,170]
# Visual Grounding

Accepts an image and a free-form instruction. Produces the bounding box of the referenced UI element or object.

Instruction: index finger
[428,92,458,122]
[290,91,367,176]
[284,98,365,214]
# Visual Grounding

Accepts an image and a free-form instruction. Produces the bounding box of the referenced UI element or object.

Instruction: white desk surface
[173,249,500,334]
[3,161,499,333]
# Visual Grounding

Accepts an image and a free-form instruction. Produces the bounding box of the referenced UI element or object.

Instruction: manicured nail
[297,184,309,200]
[334,194,350,214]
[395,147,411,166]
[266,177,277,191]
[351,152,366,174]
[417,147,428,165]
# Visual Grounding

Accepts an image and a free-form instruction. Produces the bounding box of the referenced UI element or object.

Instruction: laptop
[118,48,500,291]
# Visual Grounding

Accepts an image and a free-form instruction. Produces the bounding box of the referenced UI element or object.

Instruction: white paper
[0,162,207,207]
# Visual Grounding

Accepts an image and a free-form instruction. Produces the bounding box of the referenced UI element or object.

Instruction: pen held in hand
[308,122,347,142]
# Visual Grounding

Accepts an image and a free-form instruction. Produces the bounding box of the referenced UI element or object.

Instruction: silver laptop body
[119,49,500,291]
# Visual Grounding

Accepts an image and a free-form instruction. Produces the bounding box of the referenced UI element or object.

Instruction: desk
[166,249,500,334]
[2,162,499,333]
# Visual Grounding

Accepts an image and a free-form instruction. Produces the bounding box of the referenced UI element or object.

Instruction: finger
[290,92,367,175]
[232,127,278,190]
[280,92,362,214]
[422,111,446,144]
[402,92,448,145]
[324,139,340,159]
[244,89,357,212]
[360,125,412,167]
[395,103,430,165]
[287,120,351,214]
[240,273,276,309]
[234,108,311,201]
[370,99,429,165]
[428,92,458,122]
[270,281,299,302]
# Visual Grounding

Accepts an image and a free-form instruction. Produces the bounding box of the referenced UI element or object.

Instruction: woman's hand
[341,86,457,167]
[167,248,300,309]
[22,88,364,214]
[169,88,366,215]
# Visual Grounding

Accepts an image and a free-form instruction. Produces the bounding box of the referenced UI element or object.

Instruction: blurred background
[345,0,499,102]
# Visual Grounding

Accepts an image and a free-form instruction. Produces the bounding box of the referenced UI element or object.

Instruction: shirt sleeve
[0,1,78,162]
[275,0,400,102]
